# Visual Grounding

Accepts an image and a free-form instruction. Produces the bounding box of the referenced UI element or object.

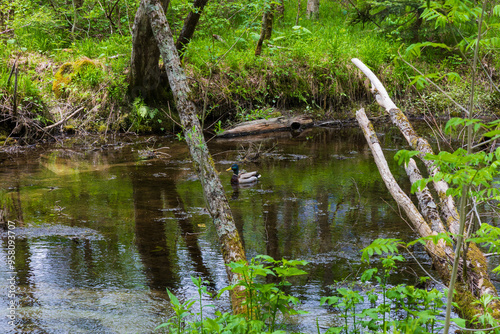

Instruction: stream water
[0,125,497,333]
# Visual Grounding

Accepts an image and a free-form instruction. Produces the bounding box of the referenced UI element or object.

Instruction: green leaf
[360,268,378,282]
[155,322,170,329]
[405,41,451,59]
[284,267,308,276]
[361,238,402,262]
[205,317,220,331]
[446,72,461,83]
[493,5,500,17]
[451,317,467,328]
[250,32,260,41]
[444,117,467,133]
[166,289,180,307]
[216,284,236,298]
[408,233,453,247]
[394,150,420,166]
[255,254,275,263]
[409,75,429,89]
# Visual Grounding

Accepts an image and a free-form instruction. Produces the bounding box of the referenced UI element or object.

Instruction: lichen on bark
[140,0,247,312]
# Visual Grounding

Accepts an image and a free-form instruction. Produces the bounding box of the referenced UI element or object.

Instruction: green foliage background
[1,0,499,135]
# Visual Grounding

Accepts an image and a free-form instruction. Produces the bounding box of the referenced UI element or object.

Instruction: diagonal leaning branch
[351,58,460,234]
[357,109,452,277]
[141,0,247,312]
[352,58,499,321]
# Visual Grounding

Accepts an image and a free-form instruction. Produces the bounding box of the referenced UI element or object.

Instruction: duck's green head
[226,163,239,175]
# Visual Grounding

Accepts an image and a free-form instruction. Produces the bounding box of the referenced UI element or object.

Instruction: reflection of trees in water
[161,178,216,290]
[282,198,300,259]
[1,179,41,331]
[317,188,332,254]
[0,129,430,331]
[131,165,215,291]
[132,170,175,291]
[1,182,24,228]
[224,161,415,288]
[263,202,279,260]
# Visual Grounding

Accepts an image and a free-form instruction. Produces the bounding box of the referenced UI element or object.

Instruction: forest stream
[1,125,498,333]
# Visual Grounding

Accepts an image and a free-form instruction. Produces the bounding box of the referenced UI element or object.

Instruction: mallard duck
[226,163,260,185]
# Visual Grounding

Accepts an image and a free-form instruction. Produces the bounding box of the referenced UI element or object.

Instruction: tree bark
[353,59,500,322]
[295,0,301,25]
[276,0,284,21]
[129,0,170,101]
[404,159,447,234]
[255,4,275,56]
[175,0,209,60]
[306,0,319,20]
[141,0,247,312]
[412,8,423,43]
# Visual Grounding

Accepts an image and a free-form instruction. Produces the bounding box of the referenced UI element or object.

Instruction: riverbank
[1,1,499,143]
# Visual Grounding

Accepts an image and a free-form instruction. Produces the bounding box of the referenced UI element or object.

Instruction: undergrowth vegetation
[155,233,500,333]
[0,0,499,136]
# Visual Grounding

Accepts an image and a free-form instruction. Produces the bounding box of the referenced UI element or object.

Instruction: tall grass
[178,0,402,117]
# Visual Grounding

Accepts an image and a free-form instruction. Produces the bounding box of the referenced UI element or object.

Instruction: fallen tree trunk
[218,115,313,138]
[351,58,461,234]
[404,158,447,234]
[357,109,451,276]
[142,0,247,311]
[352,59,499,321]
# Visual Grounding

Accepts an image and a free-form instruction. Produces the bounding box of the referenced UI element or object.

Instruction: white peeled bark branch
[352,58,498,315]
[351,58,459,233]
[357,109,450,262]
[356,109,432,238]
[404,158,447,234]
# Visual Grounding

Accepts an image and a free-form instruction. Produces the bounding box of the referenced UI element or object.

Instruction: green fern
[407,232,454,248]
[361,238,403,263]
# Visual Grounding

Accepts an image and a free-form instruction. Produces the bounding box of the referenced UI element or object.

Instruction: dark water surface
[0,126,469,333]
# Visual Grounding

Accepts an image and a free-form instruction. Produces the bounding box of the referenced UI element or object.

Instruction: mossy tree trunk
[129,0,170,101]
[276,0,284,21]
[141,0,247,312]
[130,0,207,101]
[295,0,301,25]
[412,8,423,42]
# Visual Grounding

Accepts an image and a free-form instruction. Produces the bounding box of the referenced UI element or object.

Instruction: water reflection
[0,126,486,333]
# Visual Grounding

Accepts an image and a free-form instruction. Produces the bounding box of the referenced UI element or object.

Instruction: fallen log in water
[352,58,499,322]
[218,115,313,138]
